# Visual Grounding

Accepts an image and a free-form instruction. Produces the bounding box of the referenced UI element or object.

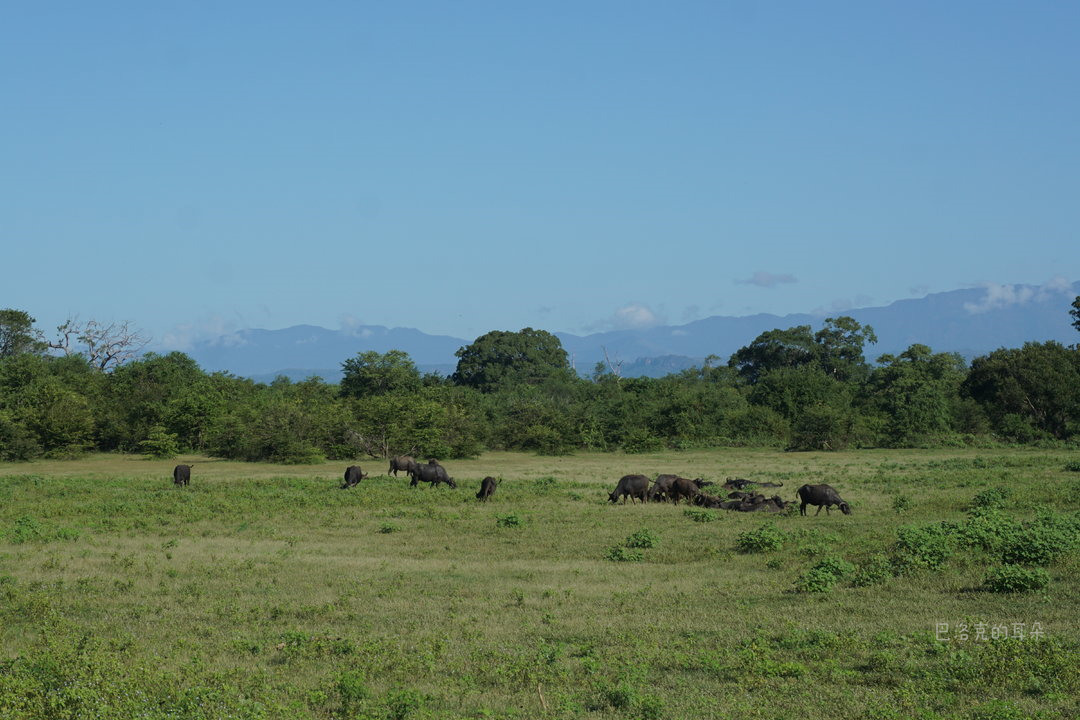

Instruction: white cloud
[339,314,373,338]
[584,303,665,332]
[736,271,798,288]
[159,315,240,351]
[963,277,1074,314]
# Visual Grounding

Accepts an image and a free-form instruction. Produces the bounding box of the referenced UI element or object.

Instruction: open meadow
[2,448,1079,719]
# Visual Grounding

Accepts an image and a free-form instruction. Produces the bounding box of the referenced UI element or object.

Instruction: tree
[340,350,421,398]
[868,344,966,446]
[728,326,817,384]
[452,328,570,392]
[49,317,149,371]
[813,316,877,382]
[0,309,46,358]
[1071,295,1080,334]
[962,341,1080,441]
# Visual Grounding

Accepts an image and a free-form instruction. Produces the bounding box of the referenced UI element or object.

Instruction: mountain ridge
[184,282,1080,382]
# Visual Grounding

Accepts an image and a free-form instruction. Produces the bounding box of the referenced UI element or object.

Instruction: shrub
[983,565,1050,593]
[956,509,1021,552]
[495,513,522,529]
[1064,461,1080,472]
[605,546,644,562]
[624,528,659,549]
[891,494,912,514]
[138,424,179,459]
[970,486,1012,510]
[999,516,1077,566]
[377,523,401,534]
[794,556,855,593]
[736,523,785,553]
[852,554,894,587]
[892,523,954,572]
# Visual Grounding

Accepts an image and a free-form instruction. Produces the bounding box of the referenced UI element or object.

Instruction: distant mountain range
[183,282,1080,383]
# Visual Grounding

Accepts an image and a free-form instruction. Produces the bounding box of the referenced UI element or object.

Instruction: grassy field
[1,448,1079,719]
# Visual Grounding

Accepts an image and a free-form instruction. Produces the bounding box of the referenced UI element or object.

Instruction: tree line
[1,303,1079,463]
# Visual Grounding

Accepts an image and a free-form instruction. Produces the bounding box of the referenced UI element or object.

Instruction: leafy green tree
[813,316,877,382]
[138,424,180,459]
[0,309,46,358]
[340,350,421,398]
[962,341,1080,441]
[452,328,571,392]
[1071,295,1080,334]
[728,325,817,384]
[868,344,967,446]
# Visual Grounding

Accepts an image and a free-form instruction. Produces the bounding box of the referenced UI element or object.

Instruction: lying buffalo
[409,460,457,489]
[388,455,419,477]
[723,477,783,490]
[173,464,192,486]
[476,476,498,501]
[796,484,851,516]
[738,495,791,513]
[341,465,368,489]
[609,474,649,504]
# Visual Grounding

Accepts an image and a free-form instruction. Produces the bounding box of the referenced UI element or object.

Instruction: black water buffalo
[388,455,419,477]
[692,479,715,489]
[723,477,783,490]
[409,460,456,489]
[668,476,700,505]
[341,465,368,489]
[172,464,192,486]
[609,474,649,504]
[796,484,851,516]
[738,495,791,513]
[476,476,498,501]
[648,474,679,502]
[692,493,724,509]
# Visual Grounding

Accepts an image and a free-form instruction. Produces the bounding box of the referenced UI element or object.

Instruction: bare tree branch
[49,316,150,371]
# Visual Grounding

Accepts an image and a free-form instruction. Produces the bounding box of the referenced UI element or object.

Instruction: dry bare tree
[49,316,150,371]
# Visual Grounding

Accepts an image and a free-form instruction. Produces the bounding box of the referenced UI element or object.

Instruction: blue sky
[4,1,1078,349]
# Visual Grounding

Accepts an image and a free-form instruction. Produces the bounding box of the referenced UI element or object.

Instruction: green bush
[851,554,894,587]
[891,494,912,514]
[495,513,523,529]
[736,523,785,553]
[138,424,180,459]
[983,564,1050,593]
[970,486,1012,510]
[794,556,855,593]
[624,528,660,549]
[605,546,644,562]
[892,523,955,572]
[999,513,1079,566]
[956,509,1021,552]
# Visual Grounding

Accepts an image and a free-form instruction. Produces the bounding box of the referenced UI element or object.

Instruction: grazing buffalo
[609,474,650,504]
[341,465,368,489]
[796,484,851,516]
[409,460,457,489]
[648,474,679,502]
[172,464,192,486]
[476,476,498,501]
[388,455,419,477]
[668,476,701,505]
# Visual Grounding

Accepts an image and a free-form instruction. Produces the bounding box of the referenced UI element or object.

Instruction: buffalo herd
[171,457,850,517]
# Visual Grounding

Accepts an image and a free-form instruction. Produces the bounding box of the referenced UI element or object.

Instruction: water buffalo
[609,474,649,504]
[668,476,700,505]
[341,465,368,489]
[409,460,457,489]
[723,477,783,490]
[738,495,791,512]
[172,464,192,486]
[648,474,679,502]
[692,479,715,489]
[388,455,419,477]
[796,484,851,516]
[693,493,724,509]
[476,476,498,501]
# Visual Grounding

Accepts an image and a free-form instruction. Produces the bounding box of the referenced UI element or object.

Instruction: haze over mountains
[182,282,1080,383]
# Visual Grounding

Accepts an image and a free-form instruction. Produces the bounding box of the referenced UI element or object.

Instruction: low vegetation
[3,447,1077,718]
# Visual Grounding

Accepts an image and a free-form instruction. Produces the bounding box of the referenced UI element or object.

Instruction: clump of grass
[892,523,954,572]
[605,546,644,562]
[683,508,717,523]
[969,486,1012,511]
[891,494,913,514]
[852,554,894,587]
[377,523,401,534]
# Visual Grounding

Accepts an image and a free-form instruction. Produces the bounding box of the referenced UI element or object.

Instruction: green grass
[1,448,1079,719]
